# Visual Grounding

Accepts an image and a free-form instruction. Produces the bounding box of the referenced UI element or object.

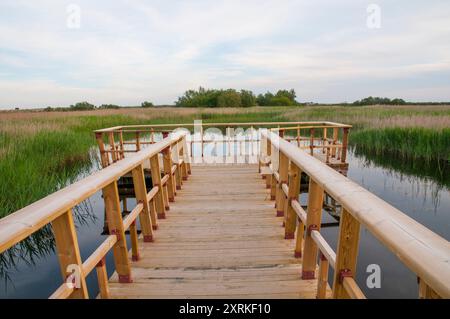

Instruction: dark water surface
[0,146,448,298]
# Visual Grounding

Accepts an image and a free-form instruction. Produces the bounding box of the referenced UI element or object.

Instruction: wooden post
[341,128,349,163]
[332,128,338,158]
[51,209,89,298]
[309,128,314,156]
[95,258,110,299]
[95,132,109,168]
[135,131,141,152]
[108,132,118,163]
[180,142,188,181]
[118,130,125,159]
[150,154,166,219]
[322,128,327,154]
[129,220,139,261]
[182,136,192,175]
[294,216,305,258]
[163,183,170,211]
[276,152,289,217]
[284,163,300,239]
[418,278,441,299]
[297,127,300,146]
[270,142,277,201]
[317,253,329,299]
[332,208,360,298]
[162,146,175,202]
[131,164,155,238]
[174,142,182,190]
[301,179,324,279]
[102,181,132,283]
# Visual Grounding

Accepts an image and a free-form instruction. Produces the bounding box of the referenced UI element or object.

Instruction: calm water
[0,142,449,298]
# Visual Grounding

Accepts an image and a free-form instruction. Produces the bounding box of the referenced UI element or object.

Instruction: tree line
[175,87,299,107]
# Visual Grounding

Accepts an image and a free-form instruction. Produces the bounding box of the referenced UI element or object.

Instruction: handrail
[0,131,191,299]
[262,129,450,298]
[94,121,352,133]
[0,132,186,253]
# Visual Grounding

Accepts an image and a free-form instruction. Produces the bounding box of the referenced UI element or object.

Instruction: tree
[141,101,154,108]
[240,90,256,107]
[256,92,274,106]
[217,89,242,107]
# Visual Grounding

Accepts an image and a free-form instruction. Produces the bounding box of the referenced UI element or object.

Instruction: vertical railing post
[51,209,89,298]
[317,253,329,299]
[322,127,327,154]
[95,258,110,299]
[332,208,360,298]
[132,163,156,236]
[162,145,176,203]
[418,278,441,299]
[150,154,166,219]
[301,179,324,279]
[270,140,277,201]
[108,132,118,163]
[297,127,300,146]
[259,134,266,173]
[95,132,109,168]
[102,181,132,283]
[180,140,188,181]
[118,130,125,159]
[135,131,141,152]
[341,127,349,163]
[276,152,289,217]
[309,128,314,156]
[182,135,192,175]
[173,141,182,190]
[332,127,338,158]
[284,162,300,239]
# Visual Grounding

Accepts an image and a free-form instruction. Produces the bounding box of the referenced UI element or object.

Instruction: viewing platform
[0,122,448,299]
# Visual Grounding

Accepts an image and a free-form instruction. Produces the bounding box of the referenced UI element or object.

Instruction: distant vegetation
[11,94,450,112]
[175,87,298,107]
[352,96,406,106]
[141,101,154,108]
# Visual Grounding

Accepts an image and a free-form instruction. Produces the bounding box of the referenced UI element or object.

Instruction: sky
[0,0,450,108]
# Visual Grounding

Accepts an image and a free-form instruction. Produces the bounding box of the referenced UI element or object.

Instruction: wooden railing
[94,121,351,168]
[0,132,191,299]
[261,129,450,299]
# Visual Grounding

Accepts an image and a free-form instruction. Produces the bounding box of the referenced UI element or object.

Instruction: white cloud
[0,0,450,108]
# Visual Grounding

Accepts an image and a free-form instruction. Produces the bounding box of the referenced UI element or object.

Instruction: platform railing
[261,129,450,299]
[94,121,352,168]
[0,132,191,299]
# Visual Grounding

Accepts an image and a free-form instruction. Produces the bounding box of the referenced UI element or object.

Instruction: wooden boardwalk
[108,164,325,298]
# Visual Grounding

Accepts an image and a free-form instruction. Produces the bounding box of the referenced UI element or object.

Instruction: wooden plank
[107,165,329,299]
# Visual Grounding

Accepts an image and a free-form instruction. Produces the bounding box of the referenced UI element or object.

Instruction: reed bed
[0,104,449,219]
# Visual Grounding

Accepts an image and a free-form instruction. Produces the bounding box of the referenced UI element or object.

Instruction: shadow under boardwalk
[108,164,326,298]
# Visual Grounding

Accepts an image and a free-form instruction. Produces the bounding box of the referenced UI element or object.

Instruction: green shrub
[141,101,154,108]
